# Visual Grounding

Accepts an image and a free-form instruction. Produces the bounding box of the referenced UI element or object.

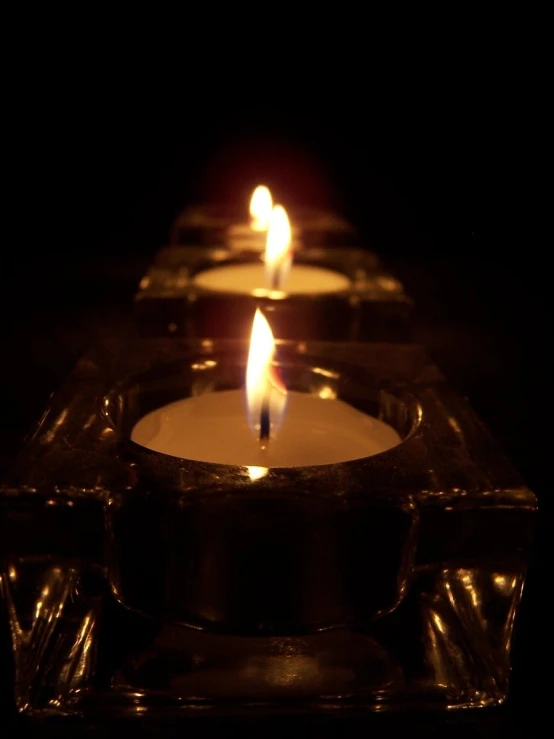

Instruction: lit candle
[226,185,273,251]
[227,185,300,252]
[131,310,401,466]
[249,184,273,231]
[112,316,413,634]
[193,206,351,296]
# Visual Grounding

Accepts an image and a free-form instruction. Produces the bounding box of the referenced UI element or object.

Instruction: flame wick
[259,364,286,442]
[269,246,292,290]
[259,390,270,442]
[247,309,287,444]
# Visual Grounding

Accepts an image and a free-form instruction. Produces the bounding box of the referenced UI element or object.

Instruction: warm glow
[249,185,273,231]
[266,205,292,264]
[246,309,275,404]
[246,465,268,481]
[265,205,293,290]
[246,309,287,437]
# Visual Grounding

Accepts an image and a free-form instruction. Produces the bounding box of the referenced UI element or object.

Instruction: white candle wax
[192,263,351,295]
[131,390,401,467]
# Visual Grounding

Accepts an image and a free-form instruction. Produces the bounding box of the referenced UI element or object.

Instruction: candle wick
[270,268,280,291]
[259,393,270,443]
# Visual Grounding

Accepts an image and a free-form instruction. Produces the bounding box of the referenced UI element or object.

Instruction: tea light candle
[131,310,401,466]
[115,312,412,635]
[195,204,351,295]
[131,390,400,467]
[227,185,272,251]
[227,185,300,252]
[192,262,351,296]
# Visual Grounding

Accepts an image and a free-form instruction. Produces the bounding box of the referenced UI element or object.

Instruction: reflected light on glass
[247,465,269,481]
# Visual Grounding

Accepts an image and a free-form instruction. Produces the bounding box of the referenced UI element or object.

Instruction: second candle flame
[246,309,287,441]
[265,205,293,291]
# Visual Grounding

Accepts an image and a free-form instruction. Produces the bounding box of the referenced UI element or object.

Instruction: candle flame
[249,185,273,231]
[246,309,287,438]
[265,205,293,290]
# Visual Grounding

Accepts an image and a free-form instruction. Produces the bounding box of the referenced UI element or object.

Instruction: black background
[2,41,550,736]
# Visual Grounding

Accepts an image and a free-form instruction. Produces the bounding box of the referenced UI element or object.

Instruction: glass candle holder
[0,338,536,717]
[134,247,413,341]
[170,204,360,249]
[103,352,418,635]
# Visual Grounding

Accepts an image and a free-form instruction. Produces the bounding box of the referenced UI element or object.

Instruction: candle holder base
[134,246,413,341]
[1,553,532,719]
[0,339,536,718]
[170,204,359,248]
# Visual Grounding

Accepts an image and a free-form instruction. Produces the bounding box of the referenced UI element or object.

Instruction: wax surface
[131,390,401,467]
[192,263,351,295]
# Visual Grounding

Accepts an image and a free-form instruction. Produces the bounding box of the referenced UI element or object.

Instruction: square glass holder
[170,204,360,248]
[0,338,536,719]
[134,246,413,341]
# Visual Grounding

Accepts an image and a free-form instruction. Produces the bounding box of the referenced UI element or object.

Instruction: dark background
[2,54,549,736]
